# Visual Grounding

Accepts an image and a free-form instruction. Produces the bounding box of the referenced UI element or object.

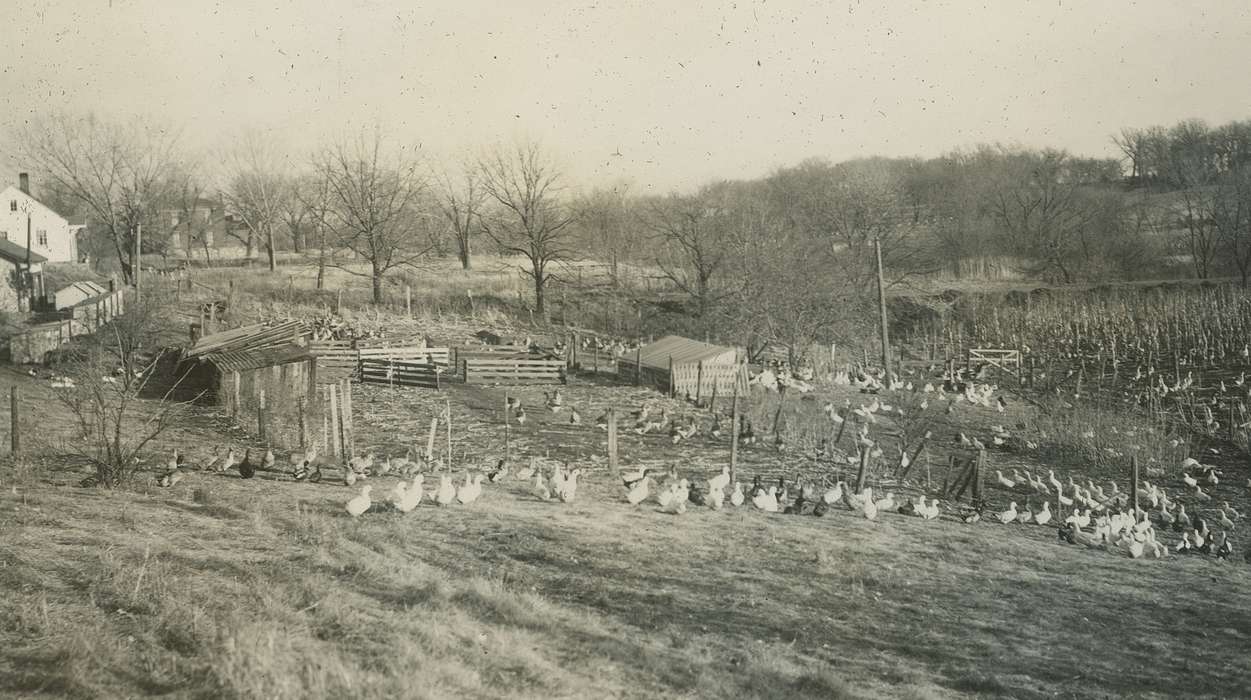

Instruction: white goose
[997,502,1018,524]
[345,485,372,517]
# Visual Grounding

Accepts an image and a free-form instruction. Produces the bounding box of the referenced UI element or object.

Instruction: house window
[0,231,6,240]
[8,201,15,212]
[36,230,47,246]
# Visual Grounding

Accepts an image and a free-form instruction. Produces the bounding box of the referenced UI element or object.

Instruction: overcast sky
[3,0,1250,193]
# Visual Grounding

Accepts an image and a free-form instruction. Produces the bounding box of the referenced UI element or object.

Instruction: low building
[636,335,746,398]
[0,239,47,311]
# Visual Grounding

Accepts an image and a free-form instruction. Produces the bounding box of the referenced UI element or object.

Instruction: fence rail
[358,358,442,389]
[358,346,450,367]
[463,357,567,385]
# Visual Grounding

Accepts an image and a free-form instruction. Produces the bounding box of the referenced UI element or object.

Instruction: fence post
[329,383,341,459]
[340,378,353,460]
[607,407,619,480]
[593,344,599,375]
[298,395,307,451]
[1130,455,1140,520]
[696,361,704,405]
[668,355,675,398]
[405,285,412,317]
[635,346,642,387]
[232,371,241,418]
[729,381,740,484]
[572,332,579,369]
[257,389,267,442]
[10,386,18,458]
[855,445,869,493]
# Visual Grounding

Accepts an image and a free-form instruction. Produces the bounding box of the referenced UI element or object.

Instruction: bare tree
[478,141,575,315]
[315,130,433,303]
[573,183,633,286]
[436,166,486,270]
[221,132,289,271]
[14,112,181,284]
[166,164,224,265]
[1215,165,1251,286]
[641,185,735,320]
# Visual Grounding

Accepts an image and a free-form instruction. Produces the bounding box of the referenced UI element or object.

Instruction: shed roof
[638,335,737,370]
[202,343,315,372]
[0,239,47,265]
[184,320,306,359]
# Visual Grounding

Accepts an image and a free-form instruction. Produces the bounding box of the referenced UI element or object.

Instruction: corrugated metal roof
[0,239,48,264]
[202,343,315,371]
[638,335,737,370]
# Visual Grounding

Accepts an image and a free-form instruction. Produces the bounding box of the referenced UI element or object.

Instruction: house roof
[183,320,307,359]
[637,335,738,370]
[0,239,48,265]
[0,186,69,225]
[44,263,108,292]
[202,343,316,372]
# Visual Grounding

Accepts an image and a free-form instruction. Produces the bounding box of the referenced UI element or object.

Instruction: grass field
[3,356,1251,699]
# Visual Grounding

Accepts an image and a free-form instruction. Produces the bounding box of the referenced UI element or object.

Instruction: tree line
[12,112,1251,359]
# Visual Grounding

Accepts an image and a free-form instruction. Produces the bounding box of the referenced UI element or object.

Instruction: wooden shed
[636,335,746,399]
[177,321,316,449]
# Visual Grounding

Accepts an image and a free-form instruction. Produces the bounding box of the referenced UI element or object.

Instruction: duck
[626,476,651,505]
[861,488,879,521]
[823,482,845,505]
[487,459,508,483]
[995,470,1016,489]
[434,475,457,505]
[1034,501,1053,526]
[345,485,372,517]
[388,479,408,508]
[514,405,527,425]
[922,498,942,520]
[1017,503,1034,524]
[568,407,581,425]
[708,466,731,494]
[262,448,276,470]
[873,492,896,512]
[687,480,706,507]
[997,502,1018,525]
[516,458,536,481]
[219,448,238,473]
[238,449,255,479]
[531,472,550,501]
[622,467,651,489]
[157,462,183,487]
[344,466,358,486]
[396,475,424,512]
[708,482,725,510]
[729,481,745,507]
[548,464,567,496]
[661,483,688,514]
[752,485,779,512]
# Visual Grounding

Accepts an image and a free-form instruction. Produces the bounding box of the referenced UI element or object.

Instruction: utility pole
[23,209,32,310]
[134,222,142,303]
[874,238,891,381]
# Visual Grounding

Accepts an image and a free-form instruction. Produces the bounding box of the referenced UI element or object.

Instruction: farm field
[4,316,1251,700]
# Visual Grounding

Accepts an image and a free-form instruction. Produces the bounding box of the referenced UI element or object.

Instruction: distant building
[0,173,80,264]
[0,238,47,311]
[163,198,257,261]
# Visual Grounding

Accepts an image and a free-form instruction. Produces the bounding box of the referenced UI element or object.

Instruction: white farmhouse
[0,173,81,264]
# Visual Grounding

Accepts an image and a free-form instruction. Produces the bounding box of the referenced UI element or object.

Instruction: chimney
[18,173,29,195]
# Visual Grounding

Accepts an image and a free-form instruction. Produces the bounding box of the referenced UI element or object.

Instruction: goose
[1207,470,1219,486]
[922,498,941,521]
[1182,473,1198,488]
[516,458,537,481]
[514,405,527,425]
[262,448,276,470]
[434,475,457,505]
[622,467,651,489]
[548,464,567,496]
[238,449,255,479]
[822,481,846,506]
[998,502,1019,525]
[708,466,731,494]
[219,448,238,473]
[661,483,688,514]
[1176,504,1191,530]
[396,475,424,512]
[1223,502,1243,520]
[344,466,358,486]
[557,469,581,503]
[626,476,651,505]
[656,481,678,509]
[1047,470,1063,494]
[345,485,372,517]
[708,481,726,510]
[457,473,483,505]
[1034,501,1052,526]
[531,472,550,501]
[487,459,508,483]
[1058,492,1074,507]
[729,481,745,507]
[1016,503,1033,524]
[753,485,779,512]
[995,470,1016,489]
[157,463,183,487]
[861,489,879,521]
[388,479,408,507]
[1193,485,1212,502]
[1220,511,1236,530]
[874,492,896,512]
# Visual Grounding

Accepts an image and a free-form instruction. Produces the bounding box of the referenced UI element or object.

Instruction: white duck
[457,473,483,505]
[396,475,424,512]
[753,485,779,512]
[557,469,581,503]
[434,475,457,505]
[708,466,731,494]
[532,472,551,501]
[626,477,651,505]
[729,481,745,507]
[345,485,372,517]
[1034,501,1052,526]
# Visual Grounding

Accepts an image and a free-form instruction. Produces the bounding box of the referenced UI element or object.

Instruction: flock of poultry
[148,358,1249,565]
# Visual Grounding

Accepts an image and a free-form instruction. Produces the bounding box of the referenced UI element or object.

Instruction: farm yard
[2,263,1251,699]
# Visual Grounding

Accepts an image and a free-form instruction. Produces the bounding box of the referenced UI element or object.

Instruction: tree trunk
[266,225,277,271]
[533,266,545,316]
[244,230,254,262]
[316,227,326,290]
[459,237,472,270]
[372,261,383,304]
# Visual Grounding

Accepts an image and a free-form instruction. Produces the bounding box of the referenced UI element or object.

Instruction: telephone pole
[874,238,891,381]
[134,222,142,303]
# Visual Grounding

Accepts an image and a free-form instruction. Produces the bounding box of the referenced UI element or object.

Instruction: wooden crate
[463,357,567,385]
[359,358,441,390]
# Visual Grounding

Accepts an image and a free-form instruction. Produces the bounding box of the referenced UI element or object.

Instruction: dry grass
[3,360,1251,699]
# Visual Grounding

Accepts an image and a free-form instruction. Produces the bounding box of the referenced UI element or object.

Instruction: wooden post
[405,285,412,317]
[10,386,18,458]
[593,344,599,375]
[874,238,891,381]
[340,378,353,460]
[257,389,267,442]
[232,371,241,418]
[425,416,438,463]
[445,397,452,469]
[298,395,307,450]
[225,280,235,327]
[855,446,869,493]
[572,332,579,370]
[668,355,675,398]
[1130,455,1140,520]
[607,407,619,480]
[729,382,740,485]
[971,449,985,502]
[336,288,343,315]
[696,361,704,405]
[134,222,142,303]
[635,346,642,386]
[329,383,341,458]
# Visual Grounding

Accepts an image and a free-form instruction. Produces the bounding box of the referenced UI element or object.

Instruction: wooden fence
[463,357,567,385]
[308,340,358,380]
[670,361,749,400]
[453,344,533,368]
[968,348,1021,376]
[358,357,442,389]
[358,345,450,368]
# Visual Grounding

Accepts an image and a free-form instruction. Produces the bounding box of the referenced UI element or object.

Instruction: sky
[3,0,1250,194]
